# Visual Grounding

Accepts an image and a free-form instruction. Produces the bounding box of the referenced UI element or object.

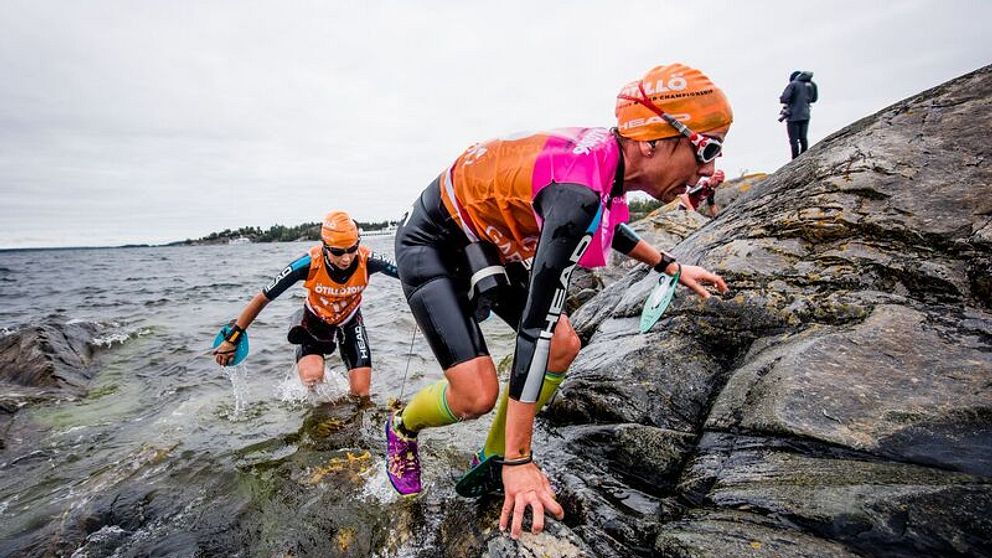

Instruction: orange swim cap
[615,63,733,141]
[320,211,359,247]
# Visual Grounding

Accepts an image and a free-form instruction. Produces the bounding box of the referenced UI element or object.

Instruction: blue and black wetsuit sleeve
[611,222,641,255]
[367,252,400,279]
[262,253,311,300]
[509,183,601,403]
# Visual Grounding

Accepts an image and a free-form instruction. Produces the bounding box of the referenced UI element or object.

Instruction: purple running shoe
[385,412,422,496]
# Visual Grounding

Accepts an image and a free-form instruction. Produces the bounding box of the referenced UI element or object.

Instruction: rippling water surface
[0,239,516,556]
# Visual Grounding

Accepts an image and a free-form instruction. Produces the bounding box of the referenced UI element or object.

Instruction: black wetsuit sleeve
[367,251,400,279]
[611,222,641,255]
[262,253,311,300]
[509,183,601,403]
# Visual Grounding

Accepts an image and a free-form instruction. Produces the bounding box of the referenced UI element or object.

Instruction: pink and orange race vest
[438,127,629,268]
[303,244,370,325]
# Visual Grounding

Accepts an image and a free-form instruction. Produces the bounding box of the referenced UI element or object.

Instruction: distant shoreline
[0,233,401,253]
[0,239,304,253]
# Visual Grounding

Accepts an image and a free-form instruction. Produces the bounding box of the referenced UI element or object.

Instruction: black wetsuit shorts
[287,307,371,369]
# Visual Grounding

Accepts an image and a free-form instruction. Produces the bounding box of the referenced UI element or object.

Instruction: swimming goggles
[324,243,359,256]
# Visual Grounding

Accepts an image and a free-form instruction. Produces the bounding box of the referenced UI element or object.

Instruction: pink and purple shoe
[385,412,422,496]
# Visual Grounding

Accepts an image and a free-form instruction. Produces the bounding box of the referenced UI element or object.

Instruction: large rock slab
[707,304,992,476]
[678,433,992,557]
[654,509,863,558]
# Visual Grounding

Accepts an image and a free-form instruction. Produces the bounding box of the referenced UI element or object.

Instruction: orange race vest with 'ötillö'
[438,127,628,268]
[303,244,370,325]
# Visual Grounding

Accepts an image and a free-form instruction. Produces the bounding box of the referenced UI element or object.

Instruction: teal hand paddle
[213,325,250,366]
[639,265,681,333]
[455,453,503,498]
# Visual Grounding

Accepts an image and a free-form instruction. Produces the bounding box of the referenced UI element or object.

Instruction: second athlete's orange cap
[321,210,359,247]
[615,63,733,141]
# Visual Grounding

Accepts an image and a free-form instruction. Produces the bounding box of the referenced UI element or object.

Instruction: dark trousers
[787,119,810,159]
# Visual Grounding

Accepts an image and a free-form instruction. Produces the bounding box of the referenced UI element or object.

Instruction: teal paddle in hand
[213,324,250,366]
[640,265,680,333]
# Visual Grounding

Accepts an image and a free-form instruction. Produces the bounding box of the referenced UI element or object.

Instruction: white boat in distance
[359,226,397,238]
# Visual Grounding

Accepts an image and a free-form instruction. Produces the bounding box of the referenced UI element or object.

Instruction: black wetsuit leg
[508,183,601,402]
[336,309,372,370]
[295,335,337,362]
[395,178,488,369]
[288,307,338,362]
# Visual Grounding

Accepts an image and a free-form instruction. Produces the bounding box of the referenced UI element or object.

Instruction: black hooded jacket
[780,71,818,122]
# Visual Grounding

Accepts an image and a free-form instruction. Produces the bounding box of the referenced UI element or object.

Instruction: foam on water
[90,321,153,347]
[275,363,351,405]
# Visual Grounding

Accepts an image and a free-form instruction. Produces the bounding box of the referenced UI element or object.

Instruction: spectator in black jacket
[780,70,818,159]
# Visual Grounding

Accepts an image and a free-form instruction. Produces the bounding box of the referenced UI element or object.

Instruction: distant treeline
[627,198,663,220]
[180,220,398,245]
[180,201,662,245]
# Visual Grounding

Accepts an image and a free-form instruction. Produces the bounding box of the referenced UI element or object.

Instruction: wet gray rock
[679,433,992,557]
[482,521,594,558]
[0,321,102,449]
[0,321,99,393]
[708,172,769,214]
[543,64,992,558]
[654,509,864,558]
[706,304,992,476]
[567,268,605,315]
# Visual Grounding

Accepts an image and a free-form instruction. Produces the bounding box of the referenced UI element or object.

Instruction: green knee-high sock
[397,380,459,435]
[481,371,565,458]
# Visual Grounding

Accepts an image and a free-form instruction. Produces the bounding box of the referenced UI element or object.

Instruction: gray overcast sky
[1,0,990,248]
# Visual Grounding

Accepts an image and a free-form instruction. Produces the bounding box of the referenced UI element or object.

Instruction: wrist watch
[653,252,677,274]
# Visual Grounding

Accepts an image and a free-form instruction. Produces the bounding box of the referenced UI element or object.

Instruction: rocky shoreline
[1,65,989,557]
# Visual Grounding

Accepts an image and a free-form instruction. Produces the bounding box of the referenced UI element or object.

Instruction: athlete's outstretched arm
[610,223,729,299]
[213,254,309,365]
[501,183,600,538]
[367,252,400,279]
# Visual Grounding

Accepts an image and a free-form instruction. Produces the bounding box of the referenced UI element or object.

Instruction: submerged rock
[0,321,99,393]
[0,321,103,449]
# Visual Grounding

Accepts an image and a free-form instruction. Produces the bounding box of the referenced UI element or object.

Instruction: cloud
[1,0,990,248]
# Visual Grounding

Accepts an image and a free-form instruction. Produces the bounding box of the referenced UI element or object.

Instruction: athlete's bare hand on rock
[499,462,564,539]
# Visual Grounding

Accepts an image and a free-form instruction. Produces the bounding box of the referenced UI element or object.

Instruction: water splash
[223,365,250,421]
[359,459,401,505]
[276,363,350,405]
